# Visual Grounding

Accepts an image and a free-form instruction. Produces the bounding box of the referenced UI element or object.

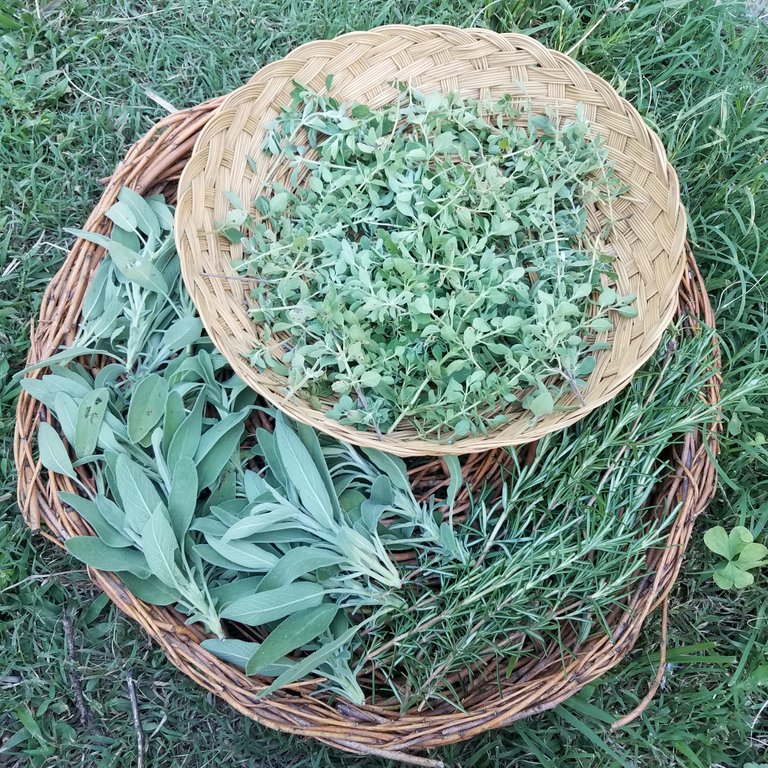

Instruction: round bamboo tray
[176,25,688,458]
[16,100,718,767]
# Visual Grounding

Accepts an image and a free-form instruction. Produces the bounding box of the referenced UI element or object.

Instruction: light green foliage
[27,193,464,703]
[30,192,733,712]
[66,188,198,372]
[704,526,768,589]
[231,88,633,439]
[36,422,77,480]
[360,326,731,709]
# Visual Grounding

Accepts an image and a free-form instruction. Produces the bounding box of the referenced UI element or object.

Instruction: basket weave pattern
[16,103,717,765]
[176,25,688,457]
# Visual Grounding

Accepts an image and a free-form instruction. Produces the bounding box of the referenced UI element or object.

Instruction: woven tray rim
[175,25,688,457]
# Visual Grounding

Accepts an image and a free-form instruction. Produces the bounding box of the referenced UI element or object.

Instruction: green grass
[1,0,767,765]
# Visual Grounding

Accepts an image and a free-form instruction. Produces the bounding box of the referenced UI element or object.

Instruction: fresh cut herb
[25,190,736,710]
[24,192,463,703]
[225,86,634,440]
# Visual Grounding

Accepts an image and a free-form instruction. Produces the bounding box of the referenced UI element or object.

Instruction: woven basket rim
[15,98,718,764]
[175,25,688,457]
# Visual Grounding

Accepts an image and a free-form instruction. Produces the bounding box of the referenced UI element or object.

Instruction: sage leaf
[167,389,205,470]
[74,387,110,458]
[147,196,175,230]
[94,363,125,390]
[336,526,401,587]
[52,361,92,384]
[81,259,111,319]
[94,495,130,537]
[65,536,151,578]
[110,243,169,293]
[162,389,186,454]
[52,392,79,446]
[59,491,132,549]
[259,547,344,592]
[209,576,264,608]
[339,488,365,515]
[68,228,169,294]
[168,457,198,542]
[246,603,337,673]
[220,508,301,544]
[103,451,120,502]
[201,638,294,677]
[243,470,271,501]
[208,500,246,525]
[220,582,324,626]
[21,378,62,412]
[201,638,259,669]
[150,427,171,490]
[194,543,251,571]
[192,517,229,537]
[294,420,339,513]
[111,230,142,259]
[37,422,77,479]
[360,500,386,532]
[105,200,138,231]
[118,186,161,240]
[205,537,280,572]
[31,373,91,402]
[20,346,119,374]
[142,505,182,587]
[240,528,318,545]
[439,522,464,562]
[256,428,289,492]
[110,223,141,252]
[361,447,411,493]
[257,623,359,699]
[161,317,203,352]
[444,455,462,511]
[367,475,393,507]
[119,572,178,605]
[115,454,163,532]
[127,374,168,444]
[274,421,335,528]
[194,409,249,490]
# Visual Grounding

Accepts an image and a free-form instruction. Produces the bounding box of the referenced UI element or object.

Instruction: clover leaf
[703,525,767,590]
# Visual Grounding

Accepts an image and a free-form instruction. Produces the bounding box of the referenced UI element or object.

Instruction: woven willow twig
[175,25,688,457]
[16,97,718,765]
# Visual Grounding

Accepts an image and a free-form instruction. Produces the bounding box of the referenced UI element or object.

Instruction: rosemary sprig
[357,327,727,710]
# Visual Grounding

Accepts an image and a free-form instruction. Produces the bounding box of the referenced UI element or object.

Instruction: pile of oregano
[224,86,635,440]
[26,190,737,710]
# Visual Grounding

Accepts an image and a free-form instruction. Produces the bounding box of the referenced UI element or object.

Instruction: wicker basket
[16,101,718,766]
[176,25,688,458]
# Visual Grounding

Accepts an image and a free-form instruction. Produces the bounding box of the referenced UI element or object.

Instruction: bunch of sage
[226,85,635,440]
[23,191,463,702]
